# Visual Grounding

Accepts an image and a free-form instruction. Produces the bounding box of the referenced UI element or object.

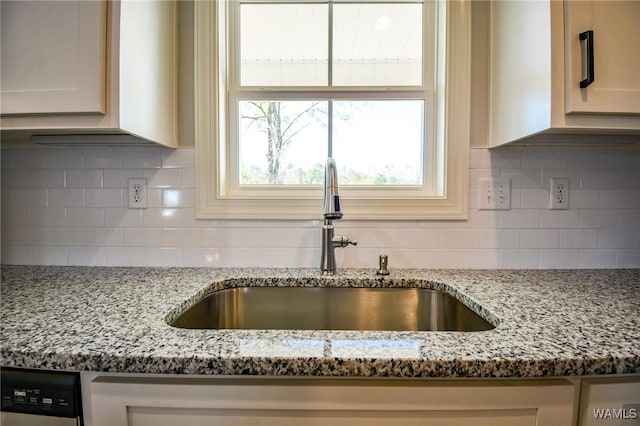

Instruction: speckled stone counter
[1,265,639,378]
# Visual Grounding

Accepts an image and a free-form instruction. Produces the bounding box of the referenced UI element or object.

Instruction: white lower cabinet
[81,374,578,426]
[578,377,640,426]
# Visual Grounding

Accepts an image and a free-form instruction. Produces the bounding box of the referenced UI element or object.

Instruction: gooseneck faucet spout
[321,158,356,275]
[323,158,343,220]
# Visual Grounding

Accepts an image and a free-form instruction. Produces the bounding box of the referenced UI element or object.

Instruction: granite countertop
[1,265,639,378]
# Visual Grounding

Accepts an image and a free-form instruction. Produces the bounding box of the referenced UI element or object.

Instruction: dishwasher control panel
[1,368,82,419]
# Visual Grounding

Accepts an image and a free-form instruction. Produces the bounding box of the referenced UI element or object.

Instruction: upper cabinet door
[0,0,107,115]
[565,0,640,115]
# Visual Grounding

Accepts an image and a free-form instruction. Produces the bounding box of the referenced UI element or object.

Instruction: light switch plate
[478,178,511,210]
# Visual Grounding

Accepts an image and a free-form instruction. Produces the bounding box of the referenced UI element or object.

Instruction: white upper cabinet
[565,0,640,115]
[486,0,640,147]
[0,1,106,115]
[0,0,177,148]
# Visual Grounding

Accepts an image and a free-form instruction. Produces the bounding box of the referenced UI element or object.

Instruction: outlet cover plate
[128,178,147,209]
[549,178,569,210]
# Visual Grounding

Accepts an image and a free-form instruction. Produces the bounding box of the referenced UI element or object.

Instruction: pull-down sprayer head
[323,157,343,220]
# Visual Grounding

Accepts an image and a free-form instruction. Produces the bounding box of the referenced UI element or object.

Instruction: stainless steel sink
[170,287,494,332]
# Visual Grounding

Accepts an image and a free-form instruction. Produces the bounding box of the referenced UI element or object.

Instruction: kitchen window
[195,0,470,219]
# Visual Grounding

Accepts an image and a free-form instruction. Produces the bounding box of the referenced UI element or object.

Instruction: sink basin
[170,287,494,332]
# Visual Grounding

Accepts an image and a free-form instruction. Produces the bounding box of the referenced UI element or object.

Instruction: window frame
[195,0,470,220]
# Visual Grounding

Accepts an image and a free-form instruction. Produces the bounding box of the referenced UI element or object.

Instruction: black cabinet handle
[579,30,594,88]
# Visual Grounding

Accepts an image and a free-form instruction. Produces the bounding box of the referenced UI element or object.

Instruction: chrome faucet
[321,158,356,275]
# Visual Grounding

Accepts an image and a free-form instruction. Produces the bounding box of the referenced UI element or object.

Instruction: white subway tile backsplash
[105,247,143,266]
[397,229,440,249]
[2,169,30,188]
[163,228,203,247]
[3,246,33,264]
[540,210,581,229]
[617,210,640,228]
[459,249,500,269]
[539,249,578,269]
[31,169,65,188]
[519,189,548,209]
[2,147,638,268]
[103,169,141,188]
[241,228,283,248]
[262,247,318,268]
[578,249,617,268]
[85,228,124,247]
[66,169,103,188]
[49,228,85,246]
[519,229,560,249]
[348,228,398,248]
[580,210,617,229]
[32,247,68,265]
[9,150,47,169]
[617,171,640,189]
[500,249,539,268]
[68,247,106,266]
[181,168,196,188]
[5,189,48,207]
[201,228,243,248]
[181,248,222,267]
[82,148,122,169]
[280,228,321,248]
[3,207,31,227]
[104,208,143,227]
[124,227,163,247]
[617,249,640,268]
[142,208,181,227]
[522,151,563,169]
[223,248,263,267]
[418,249,461,268]
[481,148,522,169]
[143,248,184,267]
[162,189,195,208]
[478,229,520,249]
[162,148,195,168]
[121,147,164,169]
[48,189,84,208]
[560,229,598,249]
[85,189,123,208]
[598,229,636,249]
[580,170,618,190]
[143,168,181,188]
[46,149,83,169]
[460,210,500,229]
[570,190,599,209]
[598,190,637,209]
[500,209,540,229]
[438,229,481,249]
[3,227,48,246]
[66,208,105,227]
[501,167,541,189]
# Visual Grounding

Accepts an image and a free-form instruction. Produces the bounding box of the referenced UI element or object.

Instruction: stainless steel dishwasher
[1,368,83,426]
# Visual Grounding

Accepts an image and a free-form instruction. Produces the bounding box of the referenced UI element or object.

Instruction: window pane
[239,101,328,185]
[240,4,328,86]
[333,3,423,86]
[333,100,424,185]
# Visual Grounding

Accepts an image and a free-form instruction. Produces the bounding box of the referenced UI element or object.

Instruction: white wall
[1,146,638,268]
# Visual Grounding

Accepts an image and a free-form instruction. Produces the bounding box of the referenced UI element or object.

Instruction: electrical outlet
[549,178,569,210]
[478,178,511,210]
[128,178,147,209]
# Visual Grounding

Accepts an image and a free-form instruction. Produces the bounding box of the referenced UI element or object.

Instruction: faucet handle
[332,235,357,248]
